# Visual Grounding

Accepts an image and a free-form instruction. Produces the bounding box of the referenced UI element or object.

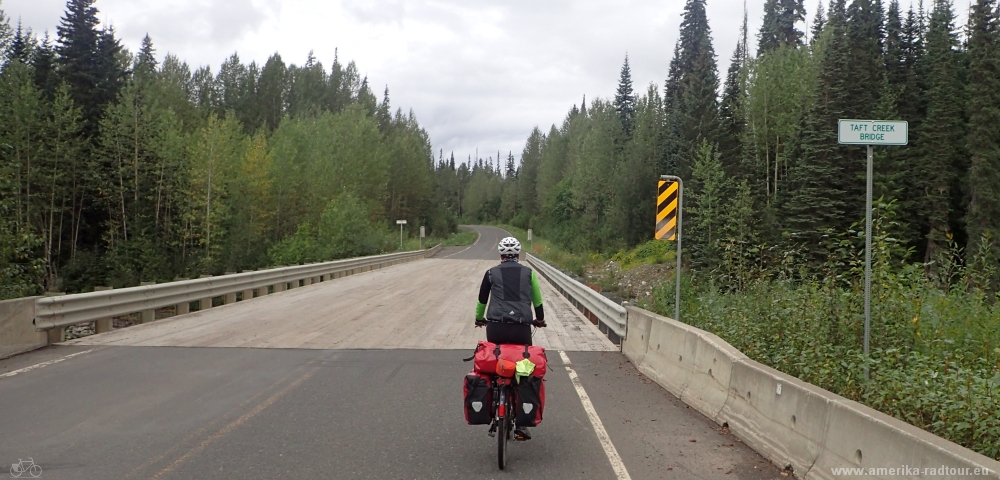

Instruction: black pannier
[514,376,544,427]
[464,371,493,425]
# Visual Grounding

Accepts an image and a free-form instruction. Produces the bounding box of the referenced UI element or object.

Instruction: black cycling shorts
[486,322,532,346]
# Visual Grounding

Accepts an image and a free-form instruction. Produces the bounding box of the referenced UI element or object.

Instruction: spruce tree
[811,0,827,43]
[32,33,58,100]
[779,0,853,248]
[844,0,886,118]
[664,0,722,181]
[56,0,105,137]
[9,21,31,64]
[258,53,288,132]
[720,4,748,176]
[917,0,966,262]
[518,127,543,218]
[758,0,807,53]
[613,54,635,137]
[137,34,157,74]
[964,0,1000,258]
[0,5,11,64]
[885,0,905,87]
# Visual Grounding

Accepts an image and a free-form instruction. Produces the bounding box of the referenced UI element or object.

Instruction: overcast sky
[3,0,958,165]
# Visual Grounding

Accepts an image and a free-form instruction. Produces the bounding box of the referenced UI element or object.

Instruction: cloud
[3,0,966,164]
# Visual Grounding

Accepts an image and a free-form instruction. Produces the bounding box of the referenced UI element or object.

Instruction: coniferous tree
[811,1,827,43]
[56,0,121,138]
[664,0,722,181]
[613,54,635,137]
[258,53,287,132]
[31,33,57,100]
[885,0,906,87]
[759,0,807,53]
[844,0,886,118]
[964,0,1000,258]
[0,6,11,64]
[518,127,543,219]
[780,0,853,248]
[720,4,748,175]
[137,34,157,74]
[9,21,31,63]
[918,0,967,262]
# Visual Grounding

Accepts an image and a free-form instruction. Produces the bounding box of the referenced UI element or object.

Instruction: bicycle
[10,458,42,478]
[472,318,546,470]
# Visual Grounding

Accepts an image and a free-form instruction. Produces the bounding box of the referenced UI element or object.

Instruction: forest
[430,0,1000,458]
[0,0,453,298]
[442,0,1000,292]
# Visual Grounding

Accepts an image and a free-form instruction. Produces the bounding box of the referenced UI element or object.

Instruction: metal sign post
[396,220,407,250]
[527,229,533,254]
[657,176,683,322]
[838,119,907,380]
[420,226,425,250]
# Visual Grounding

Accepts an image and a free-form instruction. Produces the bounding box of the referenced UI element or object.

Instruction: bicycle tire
[497,387,508,470]
[28,465,41,477]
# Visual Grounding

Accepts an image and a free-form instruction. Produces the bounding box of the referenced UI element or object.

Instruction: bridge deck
[61,257,615,352]
[0,226,780,479]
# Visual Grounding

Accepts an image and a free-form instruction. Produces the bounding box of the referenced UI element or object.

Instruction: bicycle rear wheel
[497,387,508,470]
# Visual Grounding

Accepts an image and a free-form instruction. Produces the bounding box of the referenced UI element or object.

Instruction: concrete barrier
[723,358,833,476]
[622,306,1000,479]
[0,297,46,359]
[621,305,652,366]
[814,396,1000,479]
[626,307,744,424]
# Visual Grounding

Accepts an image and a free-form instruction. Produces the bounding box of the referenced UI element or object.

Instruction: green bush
[269,193,391,264]
[641,218,1000,460]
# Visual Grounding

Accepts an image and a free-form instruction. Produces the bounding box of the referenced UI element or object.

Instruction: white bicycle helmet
[498,236,521,256]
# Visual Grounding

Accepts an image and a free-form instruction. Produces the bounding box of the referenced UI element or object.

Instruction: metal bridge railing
[35,245,442,341]
[525,253,627,344]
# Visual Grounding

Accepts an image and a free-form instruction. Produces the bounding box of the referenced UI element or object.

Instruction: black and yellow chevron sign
[656,180,678,241]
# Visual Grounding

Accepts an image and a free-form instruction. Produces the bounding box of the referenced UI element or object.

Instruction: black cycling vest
[486,262,534,325]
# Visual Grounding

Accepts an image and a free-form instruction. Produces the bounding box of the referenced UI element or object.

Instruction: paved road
[0,226,781,479]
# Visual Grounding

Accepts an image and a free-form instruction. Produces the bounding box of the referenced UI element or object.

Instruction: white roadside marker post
[396,220,407,250]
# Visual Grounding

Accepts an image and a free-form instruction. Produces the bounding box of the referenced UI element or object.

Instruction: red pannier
[471,341,547,378]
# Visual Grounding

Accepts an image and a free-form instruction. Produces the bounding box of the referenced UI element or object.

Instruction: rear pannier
[515,376,545,427]
[463,371,492,425]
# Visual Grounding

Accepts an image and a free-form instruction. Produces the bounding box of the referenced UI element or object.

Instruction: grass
[396,228,479,251]
[442,229,478,247]
[502,222,1000,460]
[493,224,597,278]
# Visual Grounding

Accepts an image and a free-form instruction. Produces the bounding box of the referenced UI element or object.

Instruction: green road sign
[838,119,908,145]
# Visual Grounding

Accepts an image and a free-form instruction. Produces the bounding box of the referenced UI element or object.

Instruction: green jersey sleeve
[530,271,543,308]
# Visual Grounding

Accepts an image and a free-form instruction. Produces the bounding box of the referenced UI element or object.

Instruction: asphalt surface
[433,225,510,261]
[0,225,782,479]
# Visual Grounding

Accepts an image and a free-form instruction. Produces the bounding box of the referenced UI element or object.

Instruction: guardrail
[34,245,442,343]
[524,253,627,344]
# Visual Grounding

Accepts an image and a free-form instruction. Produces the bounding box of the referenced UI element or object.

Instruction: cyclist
[474,236,546,440]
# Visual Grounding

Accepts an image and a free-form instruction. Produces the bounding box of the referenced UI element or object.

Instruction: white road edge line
[0,349,96,378]
[559,350,573,364]
[440,227,483,259]
[559,350,632,480]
